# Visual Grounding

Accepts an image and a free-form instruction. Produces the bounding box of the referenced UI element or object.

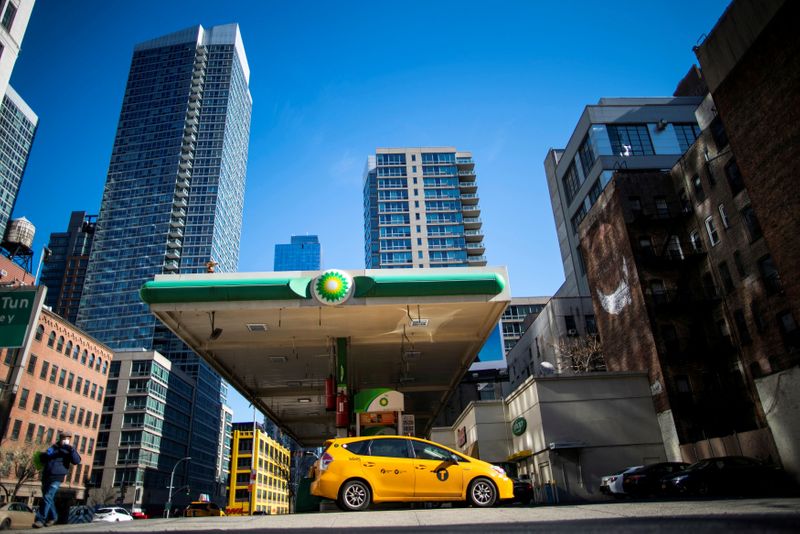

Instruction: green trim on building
[140,272,505,305]
[139,277,312,304]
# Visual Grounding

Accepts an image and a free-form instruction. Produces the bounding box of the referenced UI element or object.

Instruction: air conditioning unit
[404,350,421,361]
[246,323,268,332]
[410,318,429,327]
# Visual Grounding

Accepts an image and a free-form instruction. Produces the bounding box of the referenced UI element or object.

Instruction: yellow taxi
[184,501,226,517]
[310,435,513,511]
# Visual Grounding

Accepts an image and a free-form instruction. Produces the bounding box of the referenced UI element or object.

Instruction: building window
[758,255,781,295]
[629,196,642,219]
[674,123,701,153]
[24,423,35,443]
[47,332,56,348]
[562,162,581,205]
[564,315,577,336]
[718,204,730,229]
[777,310,799,352]
[705,216,719,246]
[56,336,65,353]
[689,230,702,252]
[733,309,751,344]
[35,325,44,341]
[741,205,763,242]
[9,420,21,440]
[32,393,42,412]
[1,2,17,31]
[692,174,705,202]
[709,116,728,149]
[578,134,596,177]
[718,261,734,293]
[607,124,654,156]
[653,196,669,219]
[26,354,37,374]
[751,302,766,334]
[725,159,745,196]
[17,388,29,409]
[733,250,747,277]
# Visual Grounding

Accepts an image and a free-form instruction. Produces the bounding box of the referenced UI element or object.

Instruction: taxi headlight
[491,465,506,477]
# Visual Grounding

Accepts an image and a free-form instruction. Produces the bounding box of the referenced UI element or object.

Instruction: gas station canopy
[141,267,510,446]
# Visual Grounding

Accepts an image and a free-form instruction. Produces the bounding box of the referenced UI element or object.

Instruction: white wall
[755,366,800,481]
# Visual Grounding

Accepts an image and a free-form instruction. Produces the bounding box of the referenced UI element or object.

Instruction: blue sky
[10,0,729,421]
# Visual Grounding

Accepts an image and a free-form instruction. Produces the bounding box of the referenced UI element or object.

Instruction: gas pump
[353,388,405,436]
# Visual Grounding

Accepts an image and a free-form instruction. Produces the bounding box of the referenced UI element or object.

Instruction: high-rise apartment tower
[364,147,485,269]
[274,235,320,271]
[77,23,252,501]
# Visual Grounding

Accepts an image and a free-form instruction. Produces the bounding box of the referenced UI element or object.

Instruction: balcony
[172,207,187,218]
[466,243,485,254]
[187,107,199,119]
[169,217,185,228]
[185,116,199,128]
[458,170,476,178]
[464,230,483,241]
[459,193,479,204]
[164,260,180,271]
[169,227,184,239]
[188,99,201,111]
[180,149,193,161]
[426,206,459,213]
[464,217,482,228]
[648,289,721,313]
[456,157,474,167]
[175,187,189,198]
[179,159,192,171]
[173,197,188,209]
[467,255,487,264]
[459,181,478,194]
[178,167,191,180]
[167,239,182,249]
[634,244,706,268]
[189,91,202,102]
[166,249,181,260]
[176,178,191,189]
[463,204,481,217]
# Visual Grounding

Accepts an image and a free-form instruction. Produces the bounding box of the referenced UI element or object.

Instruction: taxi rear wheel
[338,479,371,511]
[467,477,497,507]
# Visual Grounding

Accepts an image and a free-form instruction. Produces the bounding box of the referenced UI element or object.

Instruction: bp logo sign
[511,417,527,436]
[312,270,354,306]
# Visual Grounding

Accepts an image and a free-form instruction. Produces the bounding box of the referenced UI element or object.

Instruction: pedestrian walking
[33,430,81,528]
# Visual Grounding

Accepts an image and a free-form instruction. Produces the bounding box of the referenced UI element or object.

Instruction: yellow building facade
[227,424,290,515]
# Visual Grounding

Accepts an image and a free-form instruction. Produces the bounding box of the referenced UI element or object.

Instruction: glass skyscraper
[363,147,485,269]
[40,211,96,324]
[274,235,321,271]
[77,24,252,501]
[0,86,37,236]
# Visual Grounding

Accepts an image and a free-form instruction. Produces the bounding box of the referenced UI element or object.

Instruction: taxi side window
[344,440,370,455]
[368,438,410,458]
[412,441,452,461]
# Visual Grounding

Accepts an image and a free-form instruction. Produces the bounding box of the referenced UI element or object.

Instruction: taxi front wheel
[338,479,372,511]
[467,477,497,507]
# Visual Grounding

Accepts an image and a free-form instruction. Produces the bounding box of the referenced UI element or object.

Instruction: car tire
[1,518,11,530]
[467,477,497,508]
[338,479,371,512]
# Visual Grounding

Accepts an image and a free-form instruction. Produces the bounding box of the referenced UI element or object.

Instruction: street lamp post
[165,456,191,518]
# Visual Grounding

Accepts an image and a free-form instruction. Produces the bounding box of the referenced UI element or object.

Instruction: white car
[93,507,134,522]
[600,466,642,496]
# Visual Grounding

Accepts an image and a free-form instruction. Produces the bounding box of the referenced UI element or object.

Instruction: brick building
[577,97,798,466]
[694,0,800,313]
[0,305,112,505]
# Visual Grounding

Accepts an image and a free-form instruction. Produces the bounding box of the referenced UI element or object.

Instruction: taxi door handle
[415,466,427,470]
[363,462,375,468]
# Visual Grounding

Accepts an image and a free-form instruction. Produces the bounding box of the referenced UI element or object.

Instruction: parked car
[310,435,514,511]
[510,476,534,504]
[622,462,689,497]
[93,507,134,522]
[184,501,226,517]
[600,466,641,496]
[0,502,35,530]
[660,456,790,497]
[131,510,149,519]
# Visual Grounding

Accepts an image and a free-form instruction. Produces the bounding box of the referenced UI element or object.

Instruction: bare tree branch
[550,334,606,373]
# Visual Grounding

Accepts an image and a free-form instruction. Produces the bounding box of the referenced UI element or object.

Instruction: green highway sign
[0,290,37,348]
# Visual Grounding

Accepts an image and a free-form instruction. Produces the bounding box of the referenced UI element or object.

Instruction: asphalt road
[43,497,800,533]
